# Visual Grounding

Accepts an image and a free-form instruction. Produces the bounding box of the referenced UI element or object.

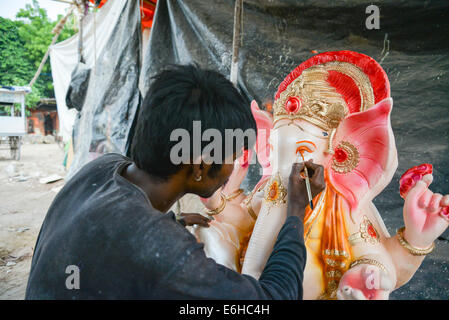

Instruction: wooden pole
[230,0,243,85]
[28,6,74,87]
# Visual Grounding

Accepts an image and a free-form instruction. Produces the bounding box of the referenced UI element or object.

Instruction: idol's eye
[322,132,328,137]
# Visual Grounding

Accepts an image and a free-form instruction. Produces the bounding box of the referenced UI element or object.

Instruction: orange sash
[304,186,352,299]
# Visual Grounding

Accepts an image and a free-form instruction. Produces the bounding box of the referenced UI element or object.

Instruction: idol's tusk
[325,128,336,155]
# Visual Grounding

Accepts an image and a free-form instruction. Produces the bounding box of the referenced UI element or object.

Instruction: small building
[28,98,60,136]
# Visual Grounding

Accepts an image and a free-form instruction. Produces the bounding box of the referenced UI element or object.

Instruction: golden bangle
[396,227,435,256]
[349,258,388,274]
[204,193,227,216]
[225,188,244,201]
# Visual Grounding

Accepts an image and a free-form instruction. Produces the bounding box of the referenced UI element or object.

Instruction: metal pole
[230,0,243,86]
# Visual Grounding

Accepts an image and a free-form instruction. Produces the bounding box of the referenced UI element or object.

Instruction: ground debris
[16,227,30,233]
[0,247,33,267]
[0,142,65,299]
[39,174,63,184]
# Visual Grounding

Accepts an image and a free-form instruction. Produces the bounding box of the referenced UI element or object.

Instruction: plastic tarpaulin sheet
[65,0,141,178]
[142,0,449,298]
[49,0,129,143]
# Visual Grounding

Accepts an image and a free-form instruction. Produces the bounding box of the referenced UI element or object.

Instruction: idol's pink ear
[251,100,273,177]
[327,98,398,213]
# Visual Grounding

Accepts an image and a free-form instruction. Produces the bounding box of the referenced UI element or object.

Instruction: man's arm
[154,214,306,300]
[151,161,325,300]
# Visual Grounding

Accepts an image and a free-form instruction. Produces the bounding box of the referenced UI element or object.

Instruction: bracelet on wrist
[349,257,388,274]
[396,227,435,256]
[204,193,227,216]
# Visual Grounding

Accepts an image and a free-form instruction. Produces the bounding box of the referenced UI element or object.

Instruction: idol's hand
[337,264,393,300]
[403,174,449,248]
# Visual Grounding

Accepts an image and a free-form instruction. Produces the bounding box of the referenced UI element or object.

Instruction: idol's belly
[303,239,325,300]
[192,221,241,272]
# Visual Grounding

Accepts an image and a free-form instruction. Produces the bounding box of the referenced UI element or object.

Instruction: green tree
[0,18,34,87]
[0,0,76,108]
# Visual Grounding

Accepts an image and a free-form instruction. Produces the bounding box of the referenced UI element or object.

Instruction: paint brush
[296,151,314,210]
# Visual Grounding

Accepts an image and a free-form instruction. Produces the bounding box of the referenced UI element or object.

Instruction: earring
[195,175,202,182]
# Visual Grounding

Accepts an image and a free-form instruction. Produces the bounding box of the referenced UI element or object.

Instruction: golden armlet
[349,258,388,274]
[348,216,380,246]
[225,188,244,201]
[396,227,435,256]
[204,193,227,216]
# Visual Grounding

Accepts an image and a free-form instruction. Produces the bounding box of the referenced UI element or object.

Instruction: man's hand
[287,160,325,221]
[177,213,211,227]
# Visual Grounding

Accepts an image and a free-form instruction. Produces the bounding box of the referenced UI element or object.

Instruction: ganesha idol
[191,50,449,300]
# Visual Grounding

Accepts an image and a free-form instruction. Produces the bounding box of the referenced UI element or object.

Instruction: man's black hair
[130,64,257,180]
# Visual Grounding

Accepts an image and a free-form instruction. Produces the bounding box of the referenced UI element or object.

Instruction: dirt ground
[0,138,66,300]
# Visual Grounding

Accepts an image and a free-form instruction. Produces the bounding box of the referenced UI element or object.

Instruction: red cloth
[89,0,156,29]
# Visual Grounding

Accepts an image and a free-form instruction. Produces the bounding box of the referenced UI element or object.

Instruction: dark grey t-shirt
[25,153,306,299]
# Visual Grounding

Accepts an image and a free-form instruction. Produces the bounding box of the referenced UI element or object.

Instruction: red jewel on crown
[285,96,302,114]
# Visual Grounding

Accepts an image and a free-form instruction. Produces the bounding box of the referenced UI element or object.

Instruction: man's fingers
[309,163,324,181]
[304,162,325,196]
[189,216,210,227]
[290,162,305,178]
[303,159,319,170]
[180,213,212,227]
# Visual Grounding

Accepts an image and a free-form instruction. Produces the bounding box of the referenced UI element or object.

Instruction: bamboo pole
[28,6,75,87]
[230,0,243,85]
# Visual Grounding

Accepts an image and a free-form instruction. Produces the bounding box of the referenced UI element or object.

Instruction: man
[44,112,53,136]
[25,65,325,299]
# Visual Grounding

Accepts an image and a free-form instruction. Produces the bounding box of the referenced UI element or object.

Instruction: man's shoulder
[86,152,129,169]
[68,153,129,183]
